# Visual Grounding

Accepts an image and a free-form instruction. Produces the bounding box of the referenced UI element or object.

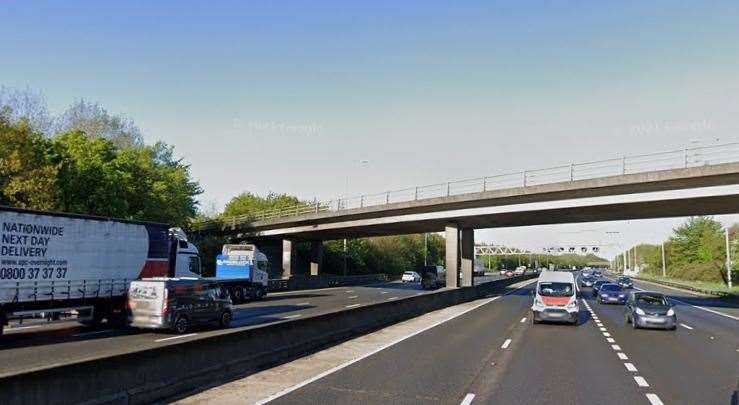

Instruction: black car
[624,292,677,330]
[597,283,627,304]
[617,276,634,289]
[592,280,609,294]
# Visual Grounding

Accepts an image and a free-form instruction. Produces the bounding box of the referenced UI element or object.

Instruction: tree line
[0,87,201,226]
[614,216,737,286]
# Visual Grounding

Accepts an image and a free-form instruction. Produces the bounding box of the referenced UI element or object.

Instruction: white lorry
[0,206,205,337]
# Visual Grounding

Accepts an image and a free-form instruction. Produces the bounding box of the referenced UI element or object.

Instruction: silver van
[128,278,233,334]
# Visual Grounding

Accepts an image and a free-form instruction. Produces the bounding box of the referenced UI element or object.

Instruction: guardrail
[0,274,536,405]
[632,276,738,299]
[198,141,739,229]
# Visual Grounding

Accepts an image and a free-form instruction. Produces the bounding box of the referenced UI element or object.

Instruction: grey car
[129,278,233,334]
[624,291,677,330]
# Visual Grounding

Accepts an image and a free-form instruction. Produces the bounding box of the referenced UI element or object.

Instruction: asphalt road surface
[269,275,739,405]
[1,277,511,376]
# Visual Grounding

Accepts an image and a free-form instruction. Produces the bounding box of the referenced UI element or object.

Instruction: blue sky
[2,1,739,255]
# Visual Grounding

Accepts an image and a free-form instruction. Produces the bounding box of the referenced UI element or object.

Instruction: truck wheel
[219,311,232,328]
[231,287,245,304]
[254,288,265,300]
[173,316,189,334]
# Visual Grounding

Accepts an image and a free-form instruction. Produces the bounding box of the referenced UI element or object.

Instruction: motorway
[264,275,738,405]
[0,275,503,377]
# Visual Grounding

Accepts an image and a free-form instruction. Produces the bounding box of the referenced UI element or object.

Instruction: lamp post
[726,228,733,289]
[661,242,667,278]
[342,159,369,276]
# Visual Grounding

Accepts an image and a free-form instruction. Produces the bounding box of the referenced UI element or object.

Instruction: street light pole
[424,233,428,266]
[726,228,733,289]
[661,242,667,278]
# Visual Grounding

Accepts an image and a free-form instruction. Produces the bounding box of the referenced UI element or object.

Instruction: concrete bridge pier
[445,224,459,288]
[445,224,475,288]
[310,241,323,276]
[461,228,474,287]
[282,239,296,278]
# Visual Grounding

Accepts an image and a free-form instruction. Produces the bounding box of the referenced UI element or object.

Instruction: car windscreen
[538,282,574,297]
[637,294,668,306]
[600,284,622,292]
[403,272,414,276]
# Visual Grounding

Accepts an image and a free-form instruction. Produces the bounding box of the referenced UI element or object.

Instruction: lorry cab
[531,270,579,325]
[173,239,203,278]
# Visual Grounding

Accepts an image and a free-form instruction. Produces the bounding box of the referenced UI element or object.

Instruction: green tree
[222,192,303,218]
[0,109,59,209]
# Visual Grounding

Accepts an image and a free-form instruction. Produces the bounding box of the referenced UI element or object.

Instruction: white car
[514,266,526,275]
[401,271,421,283]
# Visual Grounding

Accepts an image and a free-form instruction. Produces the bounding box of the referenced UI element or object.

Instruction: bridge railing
[202,141,739,229]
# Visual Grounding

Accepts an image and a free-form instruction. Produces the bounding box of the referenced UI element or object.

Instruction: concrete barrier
[268,274,388,292]
[632,276,738,299]
[0,274,535,405]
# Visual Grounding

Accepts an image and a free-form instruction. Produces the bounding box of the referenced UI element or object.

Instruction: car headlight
[666,308,674,316]
[618,294,625,298]
[635,307,645,315]
[600,293,608,298]
[566,301,578,309]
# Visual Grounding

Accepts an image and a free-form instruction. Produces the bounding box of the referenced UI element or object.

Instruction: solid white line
[155,333,197,342]
[254,279,538,405]
[501,339,512,349]
[612,345,622,351]
[645,393,664,405]
[624,363,637,372]
[460,393,475,405]
[680,323,694,330]
[617,352,629,360]
[520,317,527,323]
[348,296,359,299]
[73,329,114,337]
[606,338,615,343]
[634,376,650,387]
[345,304,361,309]
[282,314,302,319]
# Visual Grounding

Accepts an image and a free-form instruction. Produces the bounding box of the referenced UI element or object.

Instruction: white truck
[0,206,204,337]
[214,244,270,303]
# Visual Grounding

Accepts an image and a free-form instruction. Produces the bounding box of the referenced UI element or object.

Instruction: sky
[2,1,739,258]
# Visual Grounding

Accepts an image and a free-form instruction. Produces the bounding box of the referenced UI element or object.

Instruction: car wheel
[219,311,232,328]
[173,316,189,334]
[631,317,639,329]
[625,313,631,324]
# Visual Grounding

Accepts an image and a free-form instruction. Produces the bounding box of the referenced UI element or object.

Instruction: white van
[531,271,579,325]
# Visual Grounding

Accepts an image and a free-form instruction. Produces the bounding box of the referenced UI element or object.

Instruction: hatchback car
[592,280,609,294]
[597,283,627,304]
[401,271,421,283]
[624,292,677,330]
[617,276,634,289]
[579,276,595,288]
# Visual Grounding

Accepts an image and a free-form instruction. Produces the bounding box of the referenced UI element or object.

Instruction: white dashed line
[612,345,622,351]
[680,323,693,330]
[345,304,361,309]
[634,376,650,387]
[501,339,512,349]
[617,352,629,360]
[345,290,354,293]
[606,338,615,343]
[155,333,197,342]
[296,302,310,306]
[520,317,527,323]
[380,291,389,294]
[599,327,607,331]
[388,297,399,301]
[348,296,359,299]
[460,393,475,405]
[282,314,302,319]
[624,363,637,372]
[603,332,611,337]
[645,393,664,405]
[73,329,114,337]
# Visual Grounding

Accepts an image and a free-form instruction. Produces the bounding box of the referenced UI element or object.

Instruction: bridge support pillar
[445,224,459,288]
[282,239,296,278]
[461,228,474,287]
[310,241,323,276]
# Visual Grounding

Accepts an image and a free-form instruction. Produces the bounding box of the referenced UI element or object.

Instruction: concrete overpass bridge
[194,143,739,287]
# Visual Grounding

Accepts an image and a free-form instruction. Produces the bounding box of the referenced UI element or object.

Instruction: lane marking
[606,338,615,343]
[282,314,302,319]
[603,332,611,337]
[155,333,197,342]
[296,302,310,306]
[634,376,650,387]
[254,279,538,405]
[617,352,629,360]
[501,339,512,349]
[624,363,638,372]
[345,290,354,293]
[520,317,527,323]
[387,297,399,301]
[612,345,622,351]
[348,296,359,299]
[680,323,694,330]
[380,291,389,294]
[460,393,475,405]
[599,327,607,331]
[345,304,361,309]
[416,292,424,296]
[73,329,114,337]
[8,325,43,331]
[645,393,664,405]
